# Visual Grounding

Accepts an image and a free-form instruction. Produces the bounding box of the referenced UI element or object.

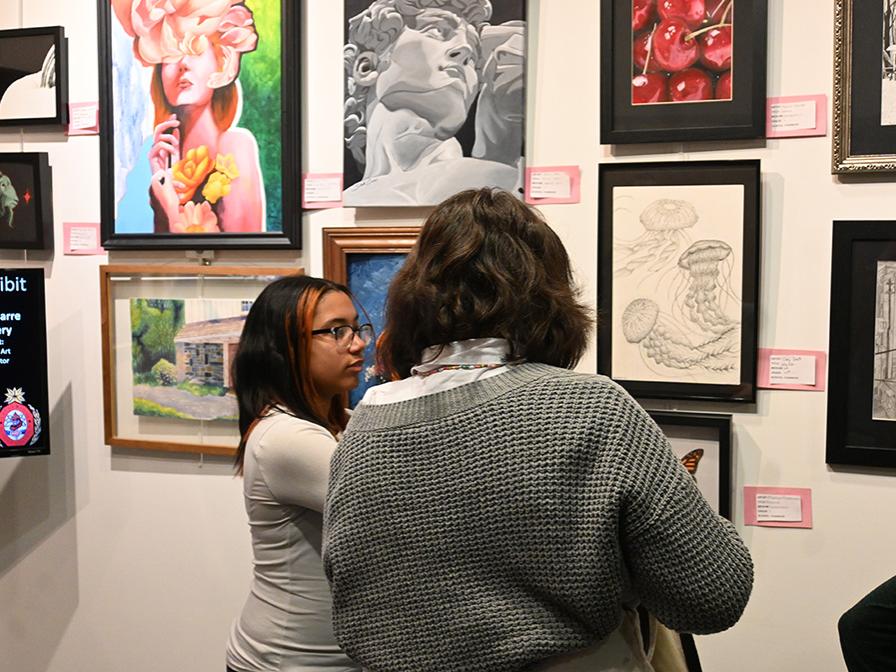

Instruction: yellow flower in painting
[172,145,213,204]
[215,153,240,180]
[171,201,220,234]
[202,171,233,204]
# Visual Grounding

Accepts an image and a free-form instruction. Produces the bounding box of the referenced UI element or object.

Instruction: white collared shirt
[359,337,512,405]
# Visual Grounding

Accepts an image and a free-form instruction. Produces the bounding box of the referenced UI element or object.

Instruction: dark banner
[0,268,49,457]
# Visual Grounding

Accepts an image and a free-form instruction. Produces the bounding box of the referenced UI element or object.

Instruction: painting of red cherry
[631,0,733,106]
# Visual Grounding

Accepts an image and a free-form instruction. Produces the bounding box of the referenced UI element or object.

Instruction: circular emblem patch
[0,402,34,447]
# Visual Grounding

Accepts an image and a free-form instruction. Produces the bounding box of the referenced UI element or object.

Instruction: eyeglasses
[310,323,374,348]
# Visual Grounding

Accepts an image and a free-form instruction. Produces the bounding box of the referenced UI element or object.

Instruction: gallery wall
[0,1,894,671]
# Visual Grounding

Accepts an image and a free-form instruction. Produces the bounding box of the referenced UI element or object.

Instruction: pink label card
[757,348,827,391]
[302,173,343,209]
[766,95,827,138]
[524,166,581,205]
[63,222,105,255]
[66,102,100,136]
[744,486,813,529]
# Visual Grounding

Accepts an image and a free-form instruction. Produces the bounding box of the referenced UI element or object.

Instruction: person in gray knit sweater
[323,188,753,672]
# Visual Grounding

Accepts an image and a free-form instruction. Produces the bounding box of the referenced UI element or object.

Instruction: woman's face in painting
[160,48,220,108]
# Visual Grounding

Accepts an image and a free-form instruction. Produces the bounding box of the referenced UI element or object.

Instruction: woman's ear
[352,51,380,87]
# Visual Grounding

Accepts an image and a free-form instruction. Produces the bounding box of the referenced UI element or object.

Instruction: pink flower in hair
[111,0,257,88]
[209,4,258,88]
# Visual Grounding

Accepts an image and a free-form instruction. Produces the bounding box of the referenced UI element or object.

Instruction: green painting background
[239,0,282,232]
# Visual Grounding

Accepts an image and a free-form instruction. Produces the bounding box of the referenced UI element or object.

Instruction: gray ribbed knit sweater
[323,363,753,672]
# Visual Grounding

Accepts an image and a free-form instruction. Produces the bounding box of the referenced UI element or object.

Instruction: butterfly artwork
[648,411,732,519]
[680,448,704,477]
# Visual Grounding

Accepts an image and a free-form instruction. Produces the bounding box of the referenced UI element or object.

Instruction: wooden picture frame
[0,152,54,250]
[832,0,896,173]
[0,26,69,127]
[598,160,760,402]
[97,0,301,249]
[647,410,733,519]
[827,221,896,469]
[322,226,420,406]
[600,0,767,144]
[100,264,301,455]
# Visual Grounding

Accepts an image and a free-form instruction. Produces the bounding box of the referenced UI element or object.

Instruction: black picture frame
[97,0,301,250]
[827,221,896,469]
[832,0,896,173]
[597,160,760,402]
[0,152,54,250]
[600,1,767,145]
[647,410,733,520]
[0,26,69,127]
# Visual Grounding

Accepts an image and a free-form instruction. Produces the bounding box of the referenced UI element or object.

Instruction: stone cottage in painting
[174,316,245,389]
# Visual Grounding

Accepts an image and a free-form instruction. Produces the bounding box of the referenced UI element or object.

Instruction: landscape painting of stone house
[174,316,243,390]
[130,298,250,421]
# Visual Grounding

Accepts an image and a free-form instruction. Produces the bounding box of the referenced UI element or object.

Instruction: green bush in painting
[151,358,177,386]
[131,299,185,376]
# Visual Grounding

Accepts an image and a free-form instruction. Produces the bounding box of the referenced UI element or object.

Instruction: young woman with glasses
[226,275,370,672]
[323,189,753,672]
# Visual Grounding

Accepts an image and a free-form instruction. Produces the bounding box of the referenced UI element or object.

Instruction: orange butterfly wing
[680,448,704,476]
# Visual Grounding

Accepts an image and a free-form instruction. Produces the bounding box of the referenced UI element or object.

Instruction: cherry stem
[643,23,657,75]
[720,0,733,25]
[685,22,731,42]
[709,0,732,20]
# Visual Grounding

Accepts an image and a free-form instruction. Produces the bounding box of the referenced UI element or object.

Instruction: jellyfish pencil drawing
[622,298,738,373]
[673,239,740,335]
[615,199,697,276]
[0,172,18,228]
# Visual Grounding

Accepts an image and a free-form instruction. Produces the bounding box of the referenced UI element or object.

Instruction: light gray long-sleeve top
[227,411,361,672]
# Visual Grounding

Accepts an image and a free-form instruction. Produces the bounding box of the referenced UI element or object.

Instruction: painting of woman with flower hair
[100,0,299,247]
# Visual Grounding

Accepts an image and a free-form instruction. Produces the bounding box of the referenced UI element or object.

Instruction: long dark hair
[378,188,593,378]
[232,275,352,473]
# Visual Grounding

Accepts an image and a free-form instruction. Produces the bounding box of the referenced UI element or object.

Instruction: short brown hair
[378,188,593,378]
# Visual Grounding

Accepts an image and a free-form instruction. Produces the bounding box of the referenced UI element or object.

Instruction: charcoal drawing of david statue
[343,0,525,206]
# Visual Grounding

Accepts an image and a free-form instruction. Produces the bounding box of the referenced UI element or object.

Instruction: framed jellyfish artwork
[827,221,896,469]
[322,226,420,408]
[600,0,768,144]
[598,160,760,402]
[97,0,301,250]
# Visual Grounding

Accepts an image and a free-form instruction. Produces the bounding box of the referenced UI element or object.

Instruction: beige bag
[647,617,691,672]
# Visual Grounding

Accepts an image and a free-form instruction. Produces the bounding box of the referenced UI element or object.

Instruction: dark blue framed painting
[347,252,407,406]
[322,226,420,407]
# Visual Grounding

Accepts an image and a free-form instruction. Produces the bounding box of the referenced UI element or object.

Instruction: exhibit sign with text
[0,268,49,457]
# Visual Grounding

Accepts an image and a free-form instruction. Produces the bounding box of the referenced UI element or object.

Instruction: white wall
[1,1,893,670]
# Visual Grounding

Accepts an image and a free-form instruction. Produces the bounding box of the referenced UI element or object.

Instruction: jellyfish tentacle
[677,239,740,335]
[622,298,739,373]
